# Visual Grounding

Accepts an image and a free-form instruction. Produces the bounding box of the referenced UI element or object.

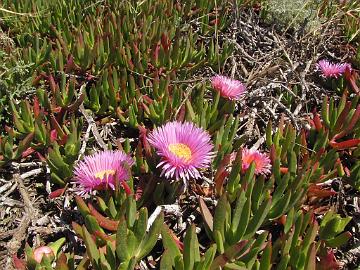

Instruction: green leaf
[116,218,129,261]
[243,197,272,240]
[259,242,272,270]
[136,212,164,259]
[210,240,248,270]
[82,226,100,264]
[134,207,148,241]
[326,231,352,248]
[160,249,174,270]
[201,244,217,270]
[213,193,228,242]
[126,196,136,228]
[161,224,182,261]
[184,224,200,270]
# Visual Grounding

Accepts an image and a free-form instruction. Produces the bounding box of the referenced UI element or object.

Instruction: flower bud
[33,246,54,263]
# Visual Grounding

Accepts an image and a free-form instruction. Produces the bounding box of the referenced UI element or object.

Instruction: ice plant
[316,59,351,78]
[147,121,214,181]
[33,246,54,263]
[232,148,271,175]
[73,150,134,193]
[211,75,246,100]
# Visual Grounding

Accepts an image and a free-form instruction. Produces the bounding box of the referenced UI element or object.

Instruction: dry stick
[339,245,360,267]
[78,124,92,160]
[146,204,182,231]
[269,97,299,130]
[294,60,313,116]
[20,168,43,179]
[0,7,44,17]
[6,173,38,269]
[272,32,311,118]
[173,83,198,119]
[79,103,108,150]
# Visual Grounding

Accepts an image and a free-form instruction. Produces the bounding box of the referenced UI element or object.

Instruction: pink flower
[232,148,271,175]
[147,121,214,181]
[211,75,246,100]
[73,150,134,193]
[33,246,54,263]
[316,60,351,78]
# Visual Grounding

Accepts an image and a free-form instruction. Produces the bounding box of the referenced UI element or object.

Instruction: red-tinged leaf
[306,243,316,270]
[344,67,360,95]
[344,166,351,177]
[49,74,58,95]
[278,215,286,226]
[59,134,68,146]
[64,55,78,74]
[50,115,65,138]
[33,97,40,118]
[317,249,341,270]
[138,125,152,158]
[18,132,34,154]
[318,169,337,182]
[167,226,184,251]
[177,104,186,122]
[214,154,231,194]
[49,187,66,199]
[313,112,323,131]
[72,221,83,237]
[335,158,345,176]
[21,147,35,158]
[52,106,62,113]
[308,184,337,198]
[333,104,360,140]
[50,129,58,142]
[329,139,360,150]
[5,125,13,135]
[161,33,171,52]
[94,230,115,245]
[36,151,47,162]
[211,240,249,269]
[314,148,325,162]
[68,93,85,113]
[215,171,229,195]
[32,74,44,86]
[153,43,160,62]
[210,19,219,26]
[87,203,119,231]
[280,167,288,174]
[12,255,26,270]
[55,253,69,270]
[142,95,153,104]
[120,180,132,196]
[270,144,276,164]
[198,197,214,232]
[308,118,315,129]
[334,101,351,133]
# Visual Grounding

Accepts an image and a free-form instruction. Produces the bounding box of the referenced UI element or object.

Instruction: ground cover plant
[0,0,359,269]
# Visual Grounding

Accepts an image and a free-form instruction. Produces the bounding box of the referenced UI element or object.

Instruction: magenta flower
[147,121,214,181]
[232,148,271,175]
[316,60,351,78]
[211,75,246,100]
[73,150,134,193]
[242,148,271,175]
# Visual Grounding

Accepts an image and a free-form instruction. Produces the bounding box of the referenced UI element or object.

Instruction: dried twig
[79,103,108,150]
[5,173,38,269]
[147,204,182,231]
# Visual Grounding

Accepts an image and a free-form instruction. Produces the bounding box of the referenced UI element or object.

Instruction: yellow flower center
[94,169,116,180]
[168,143,192,161]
